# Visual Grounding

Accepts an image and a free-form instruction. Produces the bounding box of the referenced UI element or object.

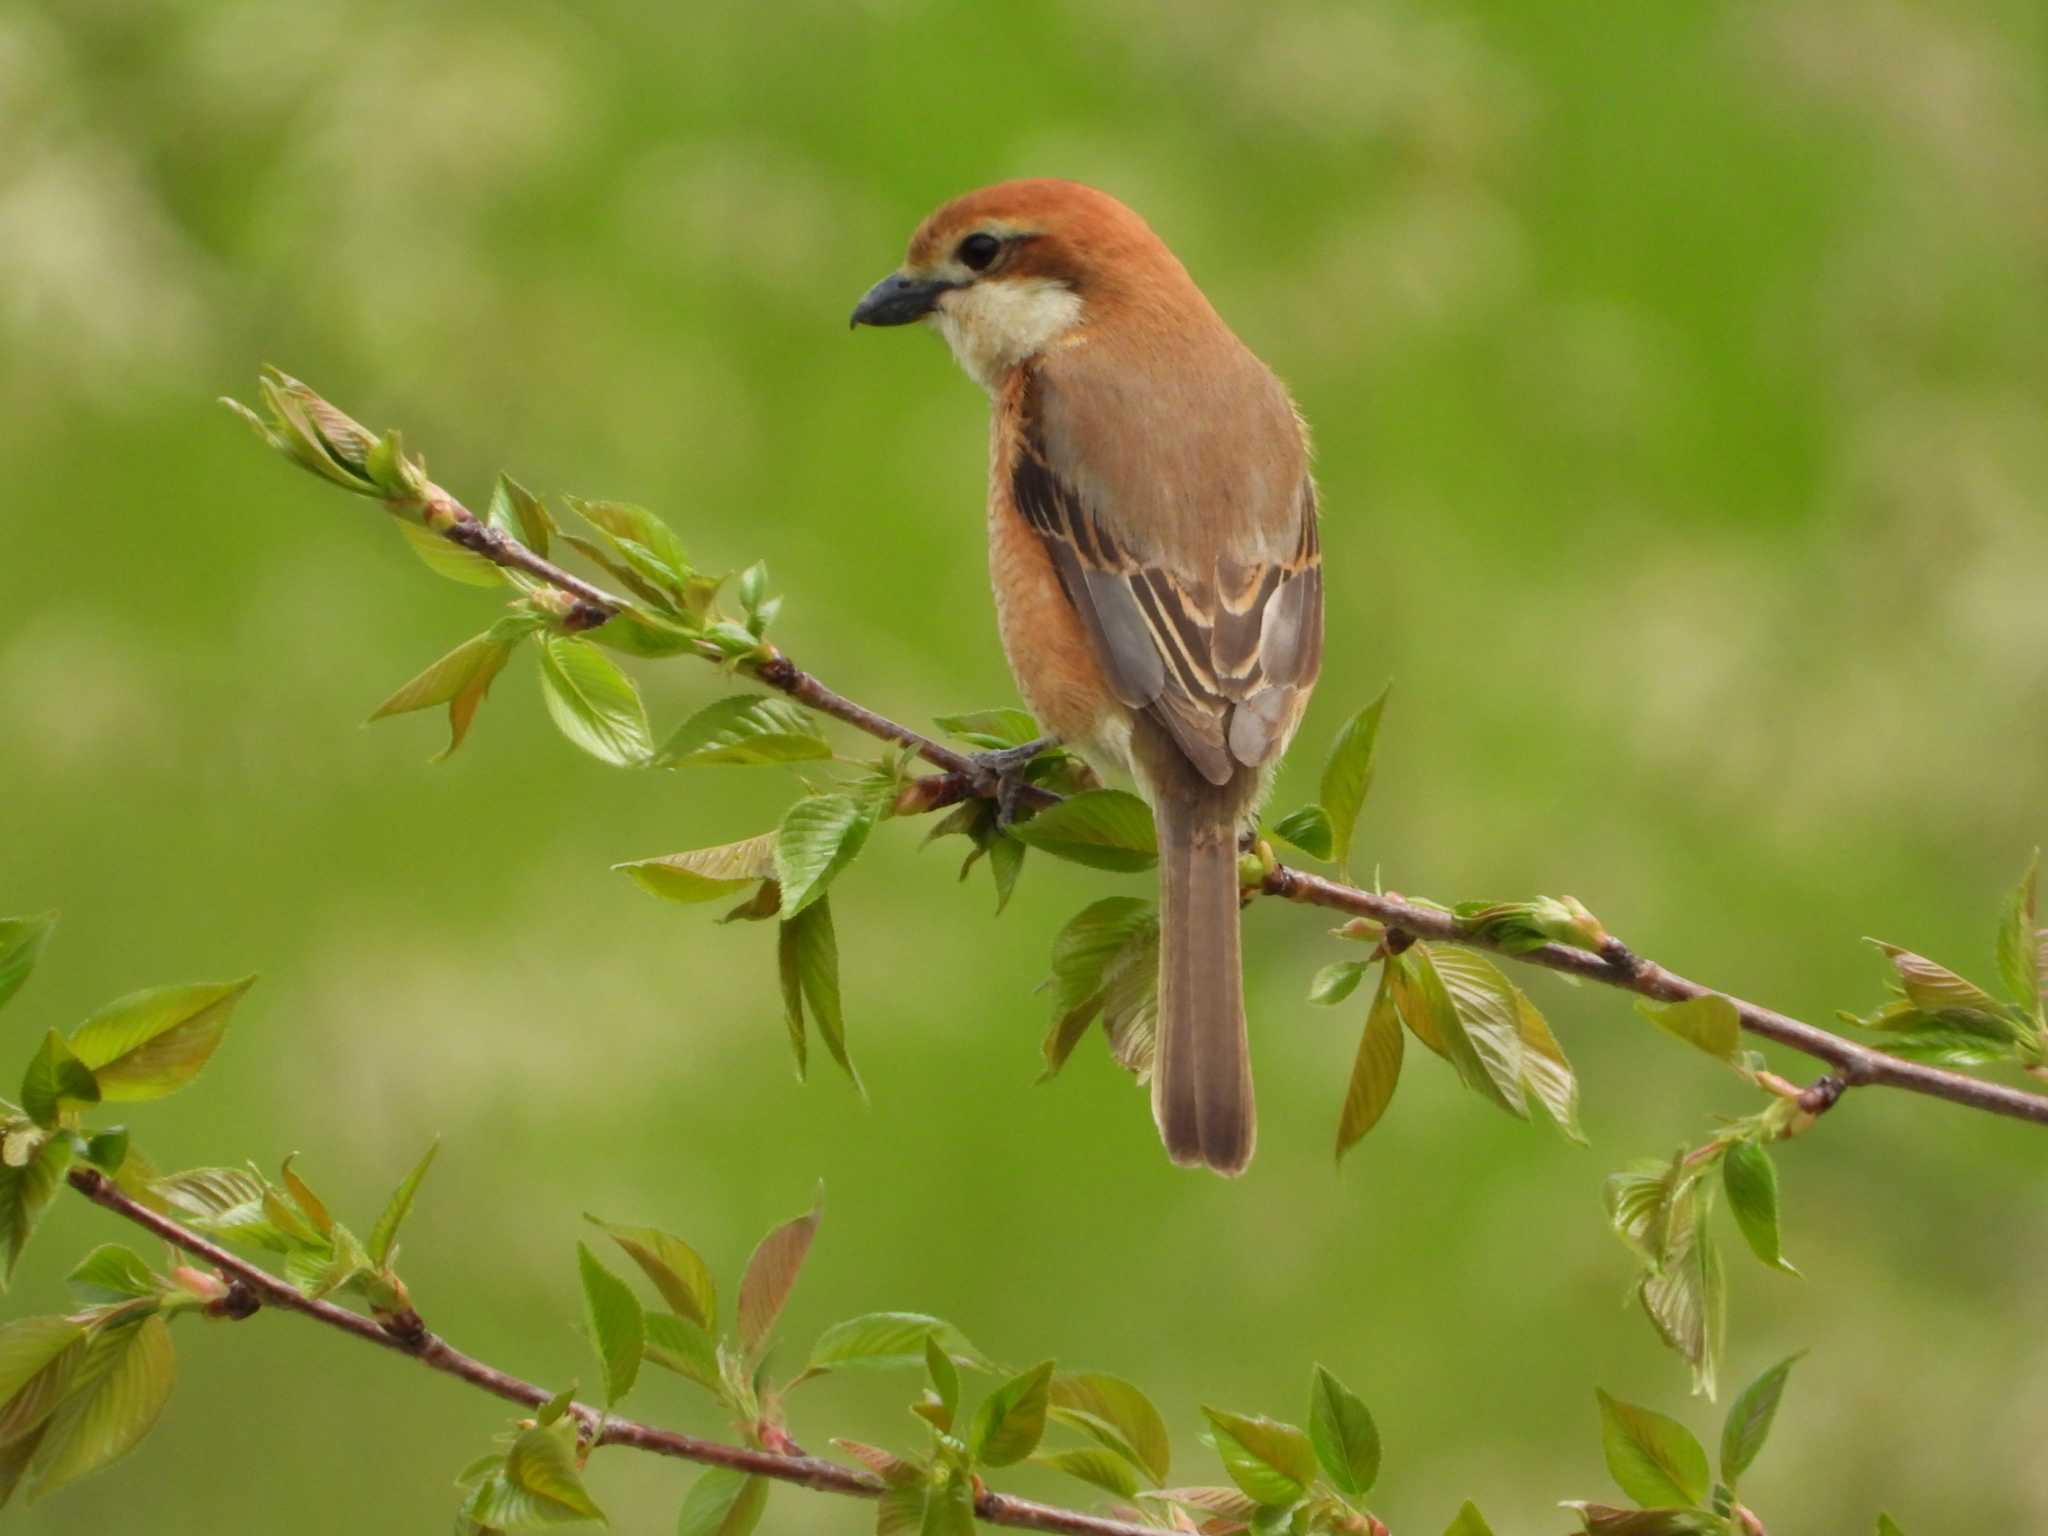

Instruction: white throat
[929,279,1084,392]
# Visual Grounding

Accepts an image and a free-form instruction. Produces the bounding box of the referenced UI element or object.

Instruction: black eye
[957,233,1002,271]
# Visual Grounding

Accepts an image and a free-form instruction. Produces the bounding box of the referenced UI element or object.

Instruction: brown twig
[64,1165,1177,1536]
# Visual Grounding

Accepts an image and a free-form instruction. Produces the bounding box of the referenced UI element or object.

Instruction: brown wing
[1011,399,1322,788]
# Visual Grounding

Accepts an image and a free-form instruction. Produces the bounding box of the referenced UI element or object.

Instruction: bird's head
[850,179,1205,391]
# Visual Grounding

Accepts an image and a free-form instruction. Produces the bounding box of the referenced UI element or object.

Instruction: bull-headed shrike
[853,180,1323,1175]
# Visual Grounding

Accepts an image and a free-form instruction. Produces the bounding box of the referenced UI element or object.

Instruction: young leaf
[1307,961,1370,1007]
[69,978,253,1103]
[775,795,873,918]
[566,498,691,598]
[0,915,56,1013]
[783,896,858,1088]
[1998,852,2040,1019]
[924,1334,960,1431]
[1336,967,1404,1159]
[1560,1504,1725,1533]
[934,708,1042,750]
[1414,946,1526,1115]
[969,1359,1055,1468]
[777,916,809,1081]
[1319,684,1389,878]
[1272,806,1335,862]
[832,1439,924,1486]
[922,1468,977,1536]
[1443,1502,1495,1536]
[1876,1517,1907,1536]
[803,1313,987,1378]
[1143,1487,1260,1522]
[29,1312,175,1501]
[1035,1447,1141,1499]
[1639,1197,1726,1399]
[1009,790,1159,873]
[1048,1372,1171,1484]
[988,834,1026,915]
[0,1316,87,1444]
[737,1189,823,1358]
[466,1417,606,1527]
[397,518,504,587]
[618,834,778,905]
[537,635,653,766]
[1307,1365,1380,1498]
[21,1031,99,1127]
[1636,996,1744,1071]
[677,1467,769,1536]
[643,1311,721,1392]
[576,1242,644,1406]
[1515,988,1585,1143]
[67,1247,162,1306]
[656,695,830,768]
[368,1139,440,1269]
[1721,1142,1794,1275]
[1595,1388,1710,1508]
[1200,1408,1319,1507]
[369,629,519,761]
[487,474,555,555]
[1719,1353,1801,1490]
[584,1217,715,1331]
[0,1133,68,1289]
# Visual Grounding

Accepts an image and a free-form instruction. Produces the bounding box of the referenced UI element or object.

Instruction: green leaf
[82,1128,129,1177]
[677,1467,769,1536]
[0,1316,87,1444]
[67,1247,161,1306]
[69,978,252,1103]
[1039,897,1160,1081]
[1636,995,1744,1070]
[876,1481,926,1536]
[1272,806,1335,862]
[369,629,520,761]
[969,1359,1054,1468]
[1876,1517,1907,1536]
[777,913,808,1081]
[398,518,505,587]
[657,695,830,768]
[1307,961,1370,1007]
[369,1139,440,1269]
[832,1439,924,1486]
[1409,947,1524,1115]
[567,498,692,600]
[1596,1388,1710,1508]
[618,834,779,905]
[1855,942,2030,1061]
[737,1189,822,1359]
[0,916,56,1014]
[1515,988,1585,1143]
[538,635,653,766]
[1443,1501,1495,1536]
[1144,1487,1260,1522]
[804,1313,986,1378]
[643,1310,721,1392]
[1307,1365,1380,1497]
[20,1031,98,1127]
[1719,1353,1801,1490]
[466,1417,606,1528]
[1201,1408,1318,1507]
[1561,1505,1727,1534]
[1454,895,1609,955]
[1035,1446,1141,1498]
[920,1468,976,1536]
[1336,967,1403,1159]
[577,1242,644,1406]
[488,474,555,555]
[1319,684,1389,879]
[0,1135,70,1286]
[1999,852,2040,1019]
[933,709,1041,750]
[585,1218,715,1332]
[1048,1372,1171,1483]
[1637,1189,1726,1398]
[775,795,873,917]
[1009,790,1159,873]
[1721,1142,1794,1275]
[782,896,858,1088]
[149,1167,295,1251]
[988,834,1026,915]
[283,1220,371,1300]
[29,1312,174,1501]
[924,1334,960,1431]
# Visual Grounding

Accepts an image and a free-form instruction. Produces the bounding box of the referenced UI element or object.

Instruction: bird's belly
[987,492,1125,765]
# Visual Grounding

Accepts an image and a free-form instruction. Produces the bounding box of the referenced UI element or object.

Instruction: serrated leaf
[1515,987,1585,1143]
[577,1242,644,1406]
[68,978,253,1104]
[833,1439,923,1486]
[1638,1195,1726,1399]
[1637,996,1743,1070]
[924,1334,960,1431]
[67,1247,161,1306]
[921,1469,976,1536]
[1040,898,1160,1081]
[1596,1388,1709,1508]
[1307,961,1370,1007]
[1320,685,1389,879]
[369,1139,440,1269]
[657,695,830,768]
[1144,1487,1259,1521]
[1336,968,1403,1160]
[619,834,779,905]
[538,636,653,766]
[677,1466,768,1536]
[0,1136,70,1287]
[283,1221,370,1300]
[20,1032,98,1127]
[487,474,555,555]
[28,1312,173,1501]
[804,1313,987,1378]
[1273,806,1335,862]
[466,1417,605,1528]
[876,1481,925,1536]
[1201,1409,1318,1507]
[1035,1446,1140,1498]
[933,709,1041,750]
[1307,1365,1379,1497]
[1412,947,1524,1114]
[1721,1142,1793,1275]
[398,518,505,587]
[642,1310,721,1393]
[0,1316,87,1444]
[585,1218,715,1332]
[970,1360,1054,1468]
[1443,1501,1495,1536]
[783,896,857,1089]
[149,1167,286,1249]
[0,916,55,1014]
[566,498,691,599]
[1719,1353,1801,1490]
[369,630,519,761]
[1009,790,1158,873]
[737,1190,822,1358]
[1048,1373,1170,1483]
[1998,852,2040,1019]
[776,796,873,917]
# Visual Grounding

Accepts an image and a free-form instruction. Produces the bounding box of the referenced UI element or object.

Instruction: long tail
[1151,786,1254,1176]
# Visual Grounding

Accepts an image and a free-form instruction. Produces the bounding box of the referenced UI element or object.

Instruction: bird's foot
[968,736,1056,828]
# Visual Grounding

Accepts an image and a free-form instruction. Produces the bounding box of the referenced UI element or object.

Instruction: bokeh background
[4,0,2046,1530]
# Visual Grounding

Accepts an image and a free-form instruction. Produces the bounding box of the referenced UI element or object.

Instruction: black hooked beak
[849,272,957,329]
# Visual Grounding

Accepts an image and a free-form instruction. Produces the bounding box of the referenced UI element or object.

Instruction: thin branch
[64,1166,1168,1536]
[398,454,2048,1132]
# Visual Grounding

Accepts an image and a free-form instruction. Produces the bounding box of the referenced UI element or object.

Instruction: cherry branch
[63,1166,1168,1536]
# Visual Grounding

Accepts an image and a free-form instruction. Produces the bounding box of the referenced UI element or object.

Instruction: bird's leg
[968,736,1056,827]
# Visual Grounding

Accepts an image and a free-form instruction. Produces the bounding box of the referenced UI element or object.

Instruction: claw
[969,736,1056,828]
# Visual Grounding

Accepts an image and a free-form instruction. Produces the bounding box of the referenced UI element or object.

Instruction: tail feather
[1151,791,1254,1176]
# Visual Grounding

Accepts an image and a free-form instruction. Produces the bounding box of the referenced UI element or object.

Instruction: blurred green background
[4,0,2045,1529]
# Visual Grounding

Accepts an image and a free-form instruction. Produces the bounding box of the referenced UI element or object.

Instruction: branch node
[1798,1073,1849,1114]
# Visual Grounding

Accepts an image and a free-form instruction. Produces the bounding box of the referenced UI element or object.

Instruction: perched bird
[852,180,1322,1175]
